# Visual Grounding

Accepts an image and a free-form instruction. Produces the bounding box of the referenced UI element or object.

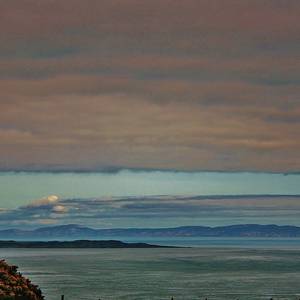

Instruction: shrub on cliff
[0,260,43,300]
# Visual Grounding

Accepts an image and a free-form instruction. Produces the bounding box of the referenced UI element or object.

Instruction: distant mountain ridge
[1,224,300,240]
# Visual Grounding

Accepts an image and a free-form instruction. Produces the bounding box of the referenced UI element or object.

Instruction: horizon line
[3,223,300,232]
[0,168,300,175]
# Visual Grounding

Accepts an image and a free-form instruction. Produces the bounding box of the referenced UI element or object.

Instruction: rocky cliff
[0,260,43,300]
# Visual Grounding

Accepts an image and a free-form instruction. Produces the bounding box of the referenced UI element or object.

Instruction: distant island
[1,224,300,240]
[0,240,167,248]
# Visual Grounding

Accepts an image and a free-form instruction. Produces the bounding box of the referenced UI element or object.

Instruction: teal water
[1,247,300,300]
[109,237,300,249]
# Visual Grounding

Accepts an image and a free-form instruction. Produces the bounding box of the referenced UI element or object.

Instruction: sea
[1,238,300,300]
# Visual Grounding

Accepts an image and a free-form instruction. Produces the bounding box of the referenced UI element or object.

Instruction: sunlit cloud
[52,205,68,213]
[24,195,60,208]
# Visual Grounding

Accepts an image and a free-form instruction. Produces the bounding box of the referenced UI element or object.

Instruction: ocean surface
[107,237,300,249]
[1,240,300,300]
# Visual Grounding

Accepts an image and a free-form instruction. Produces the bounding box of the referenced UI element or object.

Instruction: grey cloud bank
[2,193,300,230]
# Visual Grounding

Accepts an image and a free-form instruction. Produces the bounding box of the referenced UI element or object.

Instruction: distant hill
[1,224,300,240]
[0,240,166,248]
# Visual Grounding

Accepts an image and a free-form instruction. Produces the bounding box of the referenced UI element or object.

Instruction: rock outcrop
[0,260,43,300]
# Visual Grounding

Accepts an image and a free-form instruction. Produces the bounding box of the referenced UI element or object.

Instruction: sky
[0,0,300,172]
[0,171,300,229]
[0,1,300,229]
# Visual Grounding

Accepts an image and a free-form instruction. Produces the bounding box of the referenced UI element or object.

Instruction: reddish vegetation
[0,260,43,300]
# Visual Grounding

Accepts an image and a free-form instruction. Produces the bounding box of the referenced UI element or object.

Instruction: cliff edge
[0,260,43,300]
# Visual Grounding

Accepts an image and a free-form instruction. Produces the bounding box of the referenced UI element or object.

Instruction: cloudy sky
[0,171,300,229]
[1,0,300,172]
[1,1,300,229]
[2,192,300,229]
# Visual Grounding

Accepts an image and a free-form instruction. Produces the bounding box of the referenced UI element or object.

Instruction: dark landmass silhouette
[0,240,169,248]
[1,224,300,240]
[0,260,43,300]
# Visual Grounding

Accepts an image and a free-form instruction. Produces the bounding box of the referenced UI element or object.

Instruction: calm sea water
[1,241,300,300]
[109,237,300,249]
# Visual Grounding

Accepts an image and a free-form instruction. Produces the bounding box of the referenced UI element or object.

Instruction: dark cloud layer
[0,1,300,171]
